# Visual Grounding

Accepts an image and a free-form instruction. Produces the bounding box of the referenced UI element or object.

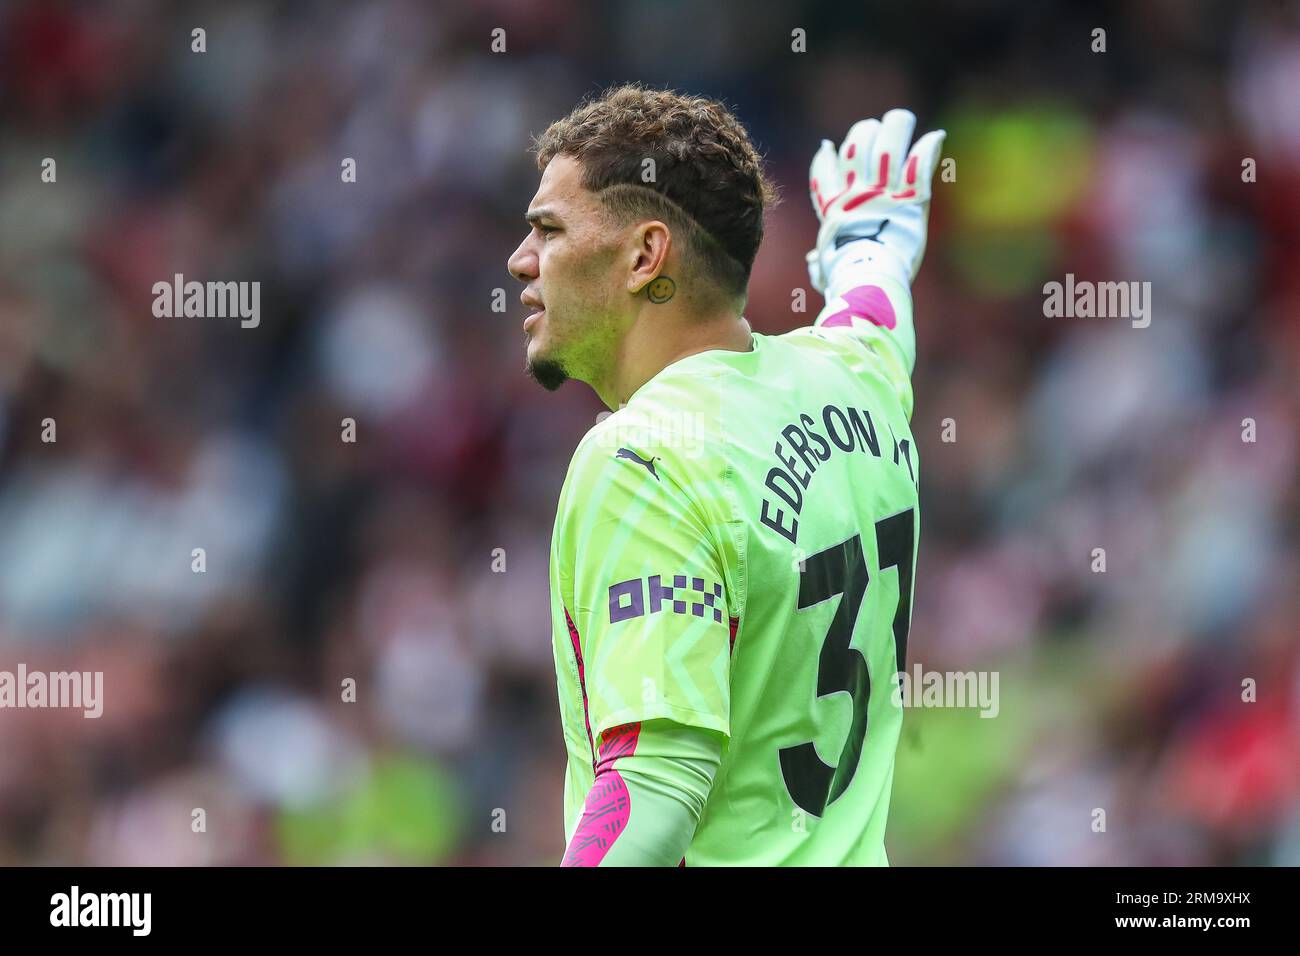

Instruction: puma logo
[616,447,659,480]
[835,218,889,248]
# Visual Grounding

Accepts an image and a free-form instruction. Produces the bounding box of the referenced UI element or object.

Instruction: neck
[591,304,753,410]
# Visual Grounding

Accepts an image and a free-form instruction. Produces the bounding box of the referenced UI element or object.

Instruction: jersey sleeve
[561,719,724,867]
[810,241,917,420]
[561,433,734,742]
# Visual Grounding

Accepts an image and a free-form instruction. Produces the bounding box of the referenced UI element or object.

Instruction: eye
[537,224,559,238]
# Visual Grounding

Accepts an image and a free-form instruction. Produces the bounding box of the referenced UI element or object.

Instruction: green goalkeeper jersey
[548,277,919,866]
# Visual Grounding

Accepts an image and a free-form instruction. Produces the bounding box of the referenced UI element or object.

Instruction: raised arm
[804,108,946,420]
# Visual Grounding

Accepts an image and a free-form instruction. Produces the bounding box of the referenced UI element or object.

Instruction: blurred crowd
[0,0,1296,865]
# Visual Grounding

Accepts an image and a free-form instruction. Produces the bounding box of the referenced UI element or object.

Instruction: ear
[627,220,672,295]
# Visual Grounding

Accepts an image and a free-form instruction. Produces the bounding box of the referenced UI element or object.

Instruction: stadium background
[0,0,1296,865]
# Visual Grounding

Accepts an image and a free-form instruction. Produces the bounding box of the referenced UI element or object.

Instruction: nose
[507,235,537,284]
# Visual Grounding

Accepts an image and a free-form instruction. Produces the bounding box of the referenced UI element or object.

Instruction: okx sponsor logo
[608,574,725,624]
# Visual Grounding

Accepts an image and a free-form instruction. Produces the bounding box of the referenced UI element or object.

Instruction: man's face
[507,155,625,390]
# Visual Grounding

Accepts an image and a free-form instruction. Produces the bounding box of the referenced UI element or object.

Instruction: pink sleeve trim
[560,722,642,867]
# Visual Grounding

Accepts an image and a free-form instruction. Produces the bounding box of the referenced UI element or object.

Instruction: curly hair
[533,83,779,300]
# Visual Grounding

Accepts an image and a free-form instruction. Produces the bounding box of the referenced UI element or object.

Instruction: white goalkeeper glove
[806,108,946,294]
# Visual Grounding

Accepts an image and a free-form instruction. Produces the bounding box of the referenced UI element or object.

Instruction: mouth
[521,292,545,334]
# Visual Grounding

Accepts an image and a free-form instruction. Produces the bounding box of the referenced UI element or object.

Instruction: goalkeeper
[506,84,944,865]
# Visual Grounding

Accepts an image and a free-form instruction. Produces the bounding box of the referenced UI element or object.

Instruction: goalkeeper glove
[806,108,946,294]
